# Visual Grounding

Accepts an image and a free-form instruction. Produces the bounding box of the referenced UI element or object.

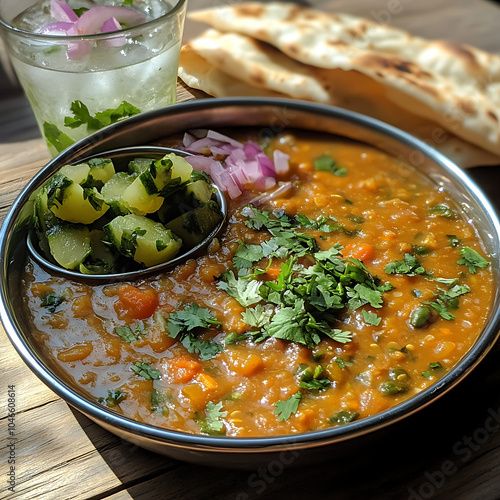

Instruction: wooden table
[1,1,500,498]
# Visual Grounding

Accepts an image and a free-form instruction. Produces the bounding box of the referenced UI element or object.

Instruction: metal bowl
[1,98,500,468]
[24,145,227,282]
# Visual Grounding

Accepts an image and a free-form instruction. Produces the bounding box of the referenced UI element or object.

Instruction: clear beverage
[0,0,186,156]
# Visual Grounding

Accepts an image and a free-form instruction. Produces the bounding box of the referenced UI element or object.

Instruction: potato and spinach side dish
[32,152,223,273]
[24,131,493,437]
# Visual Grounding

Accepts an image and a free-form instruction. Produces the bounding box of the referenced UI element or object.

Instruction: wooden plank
[0,1,499,499]
[0,398,179,499]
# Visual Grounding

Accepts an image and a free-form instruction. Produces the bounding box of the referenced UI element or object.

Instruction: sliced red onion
[182,132,197,148]
[51,0,78,23]
[220,170,242,199]
[254,176,277,191]
[206,130,243,148]
[209,146,232,158]
[189,129,209,139]
[256,152,277,178]
[186,137,223,154]
[75,6,146,35]
[36,21,74,34]
[248,182,294,206]
[181,130,288,199]
[101,16,122,33]
[273,149,290,174]
[185,155,215,174]
[101,17,126,47]
[243,141,262,160]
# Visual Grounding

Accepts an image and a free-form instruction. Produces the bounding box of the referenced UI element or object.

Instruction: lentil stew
[23,131,494,437]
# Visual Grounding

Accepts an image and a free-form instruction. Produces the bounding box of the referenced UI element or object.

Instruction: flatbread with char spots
[185,2,500,163]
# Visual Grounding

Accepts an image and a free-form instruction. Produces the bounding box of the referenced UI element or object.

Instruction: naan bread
[179,43,286,99]
[179,29,500,167]
[189,3,500,158]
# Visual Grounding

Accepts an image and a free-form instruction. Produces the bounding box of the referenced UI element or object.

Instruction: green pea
[409,305,431,328]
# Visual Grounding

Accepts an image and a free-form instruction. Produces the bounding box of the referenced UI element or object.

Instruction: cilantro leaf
[40,293,65,313]
[323,329,353,344]
[64,100,141,133]
[275,392,302,421]
[447,234,462,247]
[457,247,489,274]
[167,303,223,361]
[43,122,75,153]
[167,303,222,336]
[424,284,470,320]
[422,361,444,378]
[98,389,127,407]
[429,204,456,219]
[115,323,146,342]
[216,270,263,307]
[362,309,382,326]
[197,401,227,435]
[313,154,347,176]
[82,187,104,211]
[131,362,161,380]
[241,304,274,328]
[45,173,73,208]
[385,253,426,276]
[298,364,331,391]
[181,335,223,361]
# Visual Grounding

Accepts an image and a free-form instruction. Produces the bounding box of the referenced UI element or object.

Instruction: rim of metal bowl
[24,146,228,282]
[1,97,500,453]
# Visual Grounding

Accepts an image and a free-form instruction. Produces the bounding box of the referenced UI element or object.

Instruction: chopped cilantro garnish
[131,362,161,380]
[429,204,456,219]
[216,271,263,307]
[73,7,89,16]
[275,391,302,421]
[64,100,141,133]
[40,293,65,313]
[447,234,461,248]
[313,154,347,176]
[197,401,227,435]
[167,303,223,360]
[117,227,146,258]
[424,284,470,320]
[241,304,274,328]
[115,323,146,342]
[385,253,426,276]
[457,247,489,274]
[82,187,104,211]
[347,214,364,224]
[215,208,394,349]
[98,389,127,407]
[412,244,431,256]
[422,361,444,378]
[45,173,73,208]
[151,389,170,415]
[298,364,331,391]
[43,122,75,154]
[362,310,382,326]
[223,332,250,345]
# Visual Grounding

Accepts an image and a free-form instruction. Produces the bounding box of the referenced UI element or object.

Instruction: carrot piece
[343,243,375,262]
[225,351,264,377]
[197,372,218,391]
[168,355,202,384]
[114,284,159,320]
[265,267,282,279]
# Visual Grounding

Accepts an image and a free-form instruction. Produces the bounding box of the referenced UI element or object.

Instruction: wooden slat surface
[1,1,500,499]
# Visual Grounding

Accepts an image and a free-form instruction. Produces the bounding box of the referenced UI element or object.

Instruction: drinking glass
[0,0,187,156]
